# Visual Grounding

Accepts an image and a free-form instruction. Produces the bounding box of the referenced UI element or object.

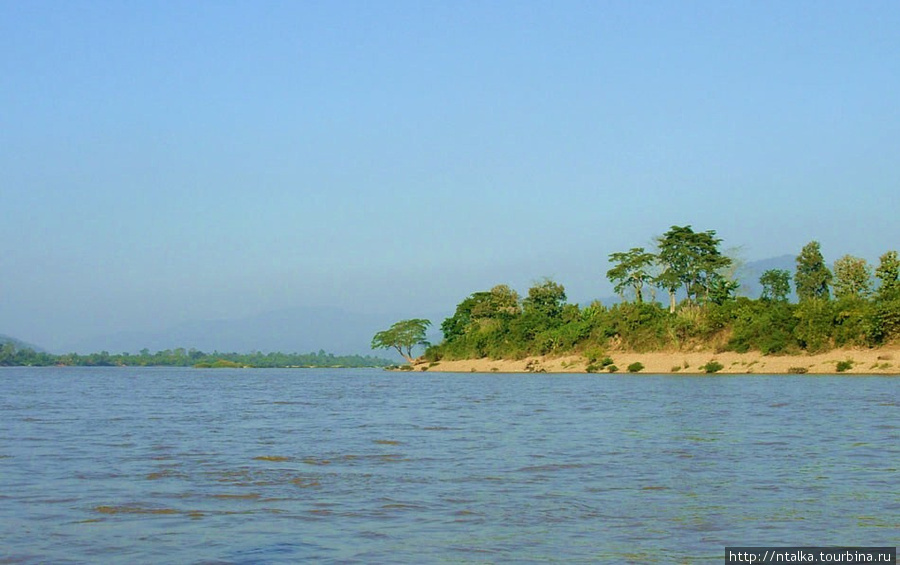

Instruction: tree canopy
[607,247,656,304]
[833,255,872,300]
[795,241,832,301]
[656,225,732,311]
[418,228,900,363]
[759,269,791,302]
[371,319,432,362]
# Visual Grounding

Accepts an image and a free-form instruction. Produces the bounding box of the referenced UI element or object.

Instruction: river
[1,367,897,563]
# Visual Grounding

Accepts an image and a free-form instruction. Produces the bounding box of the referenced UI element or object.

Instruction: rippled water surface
[1,367,897,563]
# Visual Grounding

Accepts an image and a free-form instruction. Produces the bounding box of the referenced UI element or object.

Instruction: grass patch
[835,360,854,373]
[787,366,808,374]
[627,362,644,373]
[702,360,724,374]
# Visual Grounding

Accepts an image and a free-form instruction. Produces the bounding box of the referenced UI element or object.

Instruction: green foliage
[835,360,853,372]
[875,251,900,301]
[759,269,791,302]
[727,298,797,354]
[788,366,808,374]
[371,319,432,362]
[627,361,644,373]
[606,365,619,373]
[0,345,393,368]
[523,278,567,320]
[656,225,732,310]
[607,303,669,351]
[607,247,656,304]
[867,298,900,344]
[795,241,832,301]
[424,229,898,363]
[793,299,834,352]
[702,360,724,373]
[832,296,872,347]
[209,359,245,368]
[833,255,872,299]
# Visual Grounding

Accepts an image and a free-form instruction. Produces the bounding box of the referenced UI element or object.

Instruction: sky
[2,1,899,352]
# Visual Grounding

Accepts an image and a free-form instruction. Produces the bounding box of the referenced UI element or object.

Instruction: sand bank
[409,346,900,375]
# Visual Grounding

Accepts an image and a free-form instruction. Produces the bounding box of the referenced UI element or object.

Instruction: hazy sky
[2,1,899,350]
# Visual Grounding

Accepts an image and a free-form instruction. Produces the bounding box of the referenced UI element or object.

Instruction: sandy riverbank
[407,345,900,375]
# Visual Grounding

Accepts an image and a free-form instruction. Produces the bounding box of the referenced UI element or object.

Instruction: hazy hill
[0,334,44,352]
[735,255,796,299]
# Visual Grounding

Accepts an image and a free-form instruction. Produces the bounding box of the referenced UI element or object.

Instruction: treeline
[0,345,393,368]
[426,226,900,361]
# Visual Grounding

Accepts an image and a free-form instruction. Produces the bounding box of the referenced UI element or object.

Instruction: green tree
[607,247,656,304]
[759,269,792,302]
[655,225,731,311]
[875,250,900,301]
[522,279,566,320]
[833,255,872,299]
[371,319,432,363]
[794,241,832,301]
[472,284,521,319]
[440,285,521,342]
[869,250,900,343]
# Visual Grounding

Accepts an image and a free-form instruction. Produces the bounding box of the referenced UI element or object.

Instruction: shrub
[607,365,619,373]
[627,362,644,373]
[600,356,614,368]
[585,363,600,373]
[211,359,244,368]
[836,360,853,373]
[423,346,443,362]
[702,361,724,374]
[787,366,808,374]
[584,347,605,364]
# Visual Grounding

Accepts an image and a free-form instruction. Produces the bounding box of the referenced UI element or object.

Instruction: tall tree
[875,250,900,301]
[371,319,432,363]
[794,241,832,301]
[655,225,732,311]
[472,284,521,319]
[607,247,656,304]
[523,279,566,319]
[833,255,872,299]
[759,269,792,302]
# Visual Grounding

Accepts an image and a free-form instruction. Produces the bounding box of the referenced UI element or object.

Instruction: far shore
[406,345,900,375]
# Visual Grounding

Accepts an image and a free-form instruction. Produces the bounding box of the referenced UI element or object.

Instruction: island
[372,226,900,375]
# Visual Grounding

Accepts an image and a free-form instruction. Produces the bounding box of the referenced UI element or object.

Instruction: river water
[1,367,897,563]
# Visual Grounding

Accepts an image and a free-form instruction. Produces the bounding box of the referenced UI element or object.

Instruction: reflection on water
[1,367,897,563]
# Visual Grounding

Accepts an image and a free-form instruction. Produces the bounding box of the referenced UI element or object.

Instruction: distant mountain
[67,307,447,359]
[0,334,45,352]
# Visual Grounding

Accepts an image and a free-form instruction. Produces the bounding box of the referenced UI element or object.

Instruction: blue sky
[2,1,898,351]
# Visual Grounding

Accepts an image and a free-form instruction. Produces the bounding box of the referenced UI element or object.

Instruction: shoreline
[408,346,900,375]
